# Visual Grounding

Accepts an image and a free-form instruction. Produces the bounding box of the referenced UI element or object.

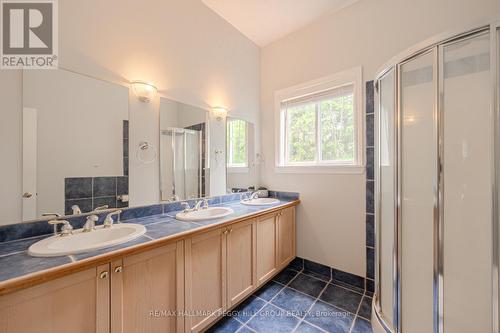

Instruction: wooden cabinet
[184,219,259,333]
[0,205,296,333]
[226,218,256,308]
[277,207,296,268]
[0,264,110,333]
[184,228,226,333]
[256,212,278,285]
[111,241,184,333]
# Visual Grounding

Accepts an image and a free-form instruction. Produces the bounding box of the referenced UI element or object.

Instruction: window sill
[227,167,249,174]
[274,165,365,174]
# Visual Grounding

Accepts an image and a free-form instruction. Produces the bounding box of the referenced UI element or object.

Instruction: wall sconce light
[131,81,157,102]
[212,106,228,121]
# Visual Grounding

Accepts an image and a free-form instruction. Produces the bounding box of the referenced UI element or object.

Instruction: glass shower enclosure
[374,22,500,333]
[160,128,203,201]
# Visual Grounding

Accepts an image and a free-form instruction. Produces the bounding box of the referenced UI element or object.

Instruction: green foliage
[288,104,316,162]
[286,93,354,163]
[227,119,247,166]
[320,94,354,161]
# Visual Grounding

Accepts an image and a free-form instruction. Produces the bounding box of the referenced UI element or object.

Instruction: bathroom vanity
[0,200,298,333]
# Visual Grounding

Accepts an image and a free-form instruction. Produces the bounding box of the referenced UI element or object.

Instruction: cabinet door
[226,219,256,307]
[111,241,184,333]
[185,228,226,333]
[256,212,278,285]
[277,207,296,268]
[0,265,110,333]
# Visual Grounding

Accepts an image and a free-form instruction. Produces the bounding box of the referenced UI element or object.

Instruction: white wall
[260,0,500,277]
[0,0,259,222]
[0,71,22,224]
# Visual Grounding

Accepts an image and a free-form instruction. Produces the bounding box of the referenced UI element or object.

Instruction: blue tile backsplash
[64,176,130,214]
[65,177,92,199]
[0,190,297,243]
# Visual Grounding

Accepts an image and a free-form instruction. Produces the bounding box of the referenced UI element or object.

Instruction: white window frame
[274,67,364,174]
[227,118,249,173]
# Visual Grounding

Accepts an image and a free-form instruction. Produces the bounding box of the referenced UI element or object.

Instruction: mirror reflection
[0,70,260,226]
[19,69,129,223]
[159,98,208,201]
[226,117,259,193]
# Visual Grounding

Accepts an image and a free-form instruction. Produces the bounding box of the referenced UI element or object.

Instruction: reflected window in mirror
[226,118,248,170]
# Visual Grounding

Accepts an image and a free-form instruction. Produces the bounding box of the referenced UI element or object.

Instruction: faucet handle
[103,210,122,228]
[180,202,191,213]
[83,214,99,232]
[94,205,109,211]
[43,213,62,219]
[202,199,209,209]
[71,205,82,215]
[48,219,73,236]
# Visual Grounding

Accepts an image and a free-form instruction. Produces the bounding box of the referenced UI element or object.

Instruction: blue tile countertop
[0,198,299,295]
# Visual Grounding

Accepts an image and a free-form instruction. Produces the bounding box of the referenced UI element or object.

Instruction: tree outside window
[283,84,355,165]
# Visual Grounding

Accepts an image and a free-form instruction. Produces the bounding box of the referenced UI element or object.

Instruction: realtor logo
[1,0,58,69]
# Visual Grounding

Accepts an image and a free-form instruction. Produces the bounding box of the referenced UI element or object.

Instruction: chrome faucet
[250,192,259,200]
[47,219,73,237]
[71,205,82,215]
[103,209,122,228]
[194,199,209,211]
[83,215,99,232]
[181,202,192,213]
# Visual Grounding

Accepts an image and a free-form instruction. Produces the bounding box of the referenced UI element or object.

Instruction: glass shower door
[173,131,186,199]
[400,50,435,333]
[441,31,492,333]
[378,68,396,329]
[184,131,201,199]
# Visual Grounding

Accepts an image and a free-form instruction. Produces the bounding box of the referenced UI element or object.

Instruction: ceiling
[202,0,359,47]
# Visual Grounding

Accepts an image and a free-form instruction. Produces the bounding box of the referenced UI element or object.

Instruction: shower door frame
[161,128,203,201]
[374,20,500,333]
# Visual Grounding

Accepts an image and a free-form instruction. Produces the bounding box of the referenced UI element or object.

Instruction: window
[275,67,363,173]
[227,118,248,169]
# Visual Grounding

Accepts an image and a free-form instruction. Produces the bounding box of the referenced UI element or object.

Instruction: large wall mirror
[21,69,129,222]
[0,69,260,226]
[226,117,259,192]
[159,97,210,201]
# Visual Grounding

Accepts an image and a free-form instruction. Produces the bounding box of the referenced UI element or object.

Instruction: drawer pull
[99,271,109,279]
[114,266,123,273]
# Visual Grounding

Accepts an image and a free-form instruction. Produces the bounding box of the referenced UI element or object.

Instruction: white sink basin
[241,198,280,206]
[28,223,146,257]
[176,207,234,222]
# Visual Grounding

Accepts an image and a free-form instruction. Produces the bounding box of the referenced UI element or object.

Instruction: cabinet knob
[229,228,233,233]
[114,266,123,273]
[223,230,228,235]
[99,271,109,279]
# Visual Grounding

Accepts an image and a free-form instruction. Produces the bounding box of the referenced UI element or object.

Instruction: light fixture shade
[131,81,157,102]
[212,106,228,120]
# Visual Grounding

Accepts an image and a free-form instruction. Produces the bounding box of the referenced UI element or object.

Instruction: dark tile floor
[207,264,373,333]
